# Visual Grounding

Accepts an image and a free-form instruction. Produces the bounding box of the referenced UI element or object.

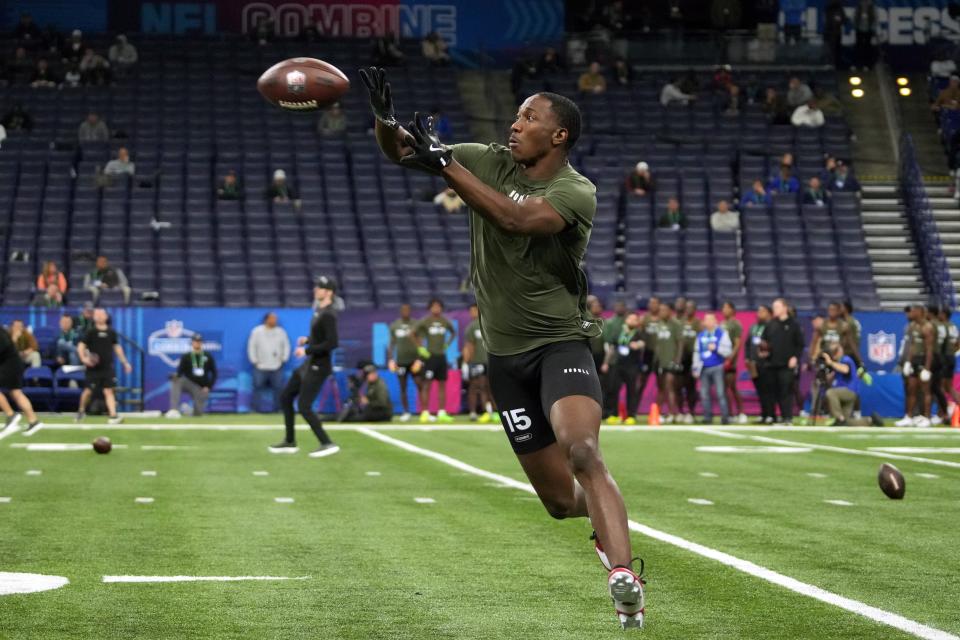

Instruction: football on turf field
[93,437,112,454]
[878,463,905,499]
[257,58,349,112]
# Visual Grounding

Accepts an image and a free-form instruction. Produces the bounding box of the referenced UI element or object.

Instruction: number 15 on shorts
[503,408,531,432]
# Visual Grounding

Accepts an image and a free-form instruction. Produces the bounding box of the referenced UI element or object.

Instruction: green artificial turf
[1,418,958,639]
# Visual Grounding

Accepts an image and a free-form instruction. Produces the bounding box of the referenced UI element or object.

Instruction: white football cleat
[738,413,748,424]
[894,416,914,427]
[914,416,932,428]
[609,565,645,629]
[931,415,943,426]
[399,412,411,423]
[165,409,181,419]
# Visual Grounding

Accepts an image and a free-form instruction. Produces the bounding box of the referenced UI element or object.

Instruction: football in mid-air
[257,58,349,112]
[93,437,112,454]
[878,463,905,499]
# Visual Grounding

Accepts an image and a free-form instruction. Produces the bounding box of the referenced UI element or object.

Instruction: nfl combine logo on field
[867,331,895,366]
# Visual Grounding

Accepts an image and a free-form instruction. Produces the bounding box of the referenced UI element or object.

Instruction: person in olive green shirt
[363,67,644,628]
[632,296,662,423]
[463,302,496,423]
[721,301,746,423]
[600,312,645,424]
[387,303,422,422]
[678,299,700,422]
[414,298,456,423]
[341,365,393,422]
[654,303,683,422]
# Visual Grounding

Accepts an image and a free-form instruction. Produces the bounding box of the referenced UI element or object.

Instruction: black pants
[770,366,796,421]
[280,362,333,445]
[606,363,640,418]
[753,367,775,421]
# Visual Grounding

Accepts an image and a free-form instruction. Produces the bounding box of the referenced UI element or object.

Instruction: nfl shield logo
[868,331,895,365]
[286,70,306,93]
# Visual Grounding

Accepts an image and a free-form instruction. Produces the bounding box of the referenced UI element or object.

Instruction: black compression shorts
[488,340,603,455]
[85,368,116,390]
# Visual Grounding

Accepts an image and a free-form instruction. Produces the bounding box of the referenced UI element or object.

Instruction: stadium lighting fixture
[849,76,862,86]
[896,77,909,86]
[899,87,912,97]
[851,88,865,98]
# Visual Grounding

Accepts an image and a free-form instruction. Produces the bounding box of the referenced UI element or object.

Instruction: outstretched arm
[360,67,414,164]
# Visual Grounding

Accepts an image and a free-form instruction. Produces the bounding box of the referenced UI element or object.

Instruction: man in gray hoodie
[247,312,290,412]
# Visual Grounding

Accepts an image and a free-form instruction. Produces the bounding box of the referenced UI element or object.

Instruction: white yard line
[102,575,310,584]
[356,427,959,640]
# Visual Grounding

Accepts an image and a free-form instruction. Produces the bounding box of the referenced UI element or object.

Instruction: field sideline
[2,415,959,639]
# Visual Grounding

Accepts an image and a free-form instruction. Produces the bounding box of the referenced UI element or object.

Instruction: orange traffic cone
[952,405,960,428]
[648,402,661,426]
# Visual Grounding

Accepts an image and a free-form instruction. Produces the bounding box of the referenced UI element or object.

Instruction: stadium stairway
[924,180,960,299]
[860,181,927,309]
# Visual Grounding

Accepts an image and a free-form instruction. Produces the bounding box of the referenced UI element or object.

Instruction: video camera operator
[338,364,393,423]
[822,343,882,426]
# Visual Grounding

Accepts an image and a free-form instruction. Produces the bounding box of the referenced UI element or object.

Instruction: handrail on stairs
[898,133,956,309]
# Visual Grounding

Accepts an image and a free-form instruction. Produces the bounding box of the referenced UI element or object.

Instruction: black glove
[358,66,399,130]
[399,112,453,175]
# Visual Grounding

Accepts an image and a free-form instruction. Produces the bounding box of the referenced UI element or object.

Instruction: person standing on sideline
[414,298,456,423]
[678,300,700,422]
[693,313,733,424]
[759,299,805,424]
[166,334,217,418]
[387,303,422,422]
[247,312,290,412]
[895,304,935,427]
[745,305,773,423]
[269,276,339,457]
[721,301,746,423]
[463,303,495,422]
[601,312,644,424]
[76,308,132,424]
[0,323,44,435]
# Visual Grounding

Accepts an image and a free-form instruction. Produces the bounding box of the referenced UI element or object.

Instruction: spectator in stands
[79,48,111,86]
[31,283,63,308]
[36,260,67,294]
[425,109,449,141]
[166,334,217,418]
[712,64,735,92]
[2,102,34,132]
[55,315,80,366]
[853,0,877,70]
[722,84,742,117]
[932,76,960,113]
[104,147,135,176]
[421,32,450,66]
[317,102,347,138]
[247,312,290,413]
[803,176,828,206]
[29,58,57,88]
[710,200,740,232]
[84,255,131,304]
[659,197,687,229]
[372,33,404,66]
[827,161,861,193]
[62,62,81,88]
[626,162,656,196]
[7,47,34,85]
[813,86,843,116]
[77,112,109,142]
[537,47,564,75]
[823,0,848,68]
[266,169,298,204]
[761,87,790,125]
[742,180,772,207]
[434,187,465,213]
[10,320,41,368]
[13,12,42,48]
[61,29,85,65]
[767,163,800,194]
[108,34,137,75]
[578,61,606,94]
[791,99,825,128]
[787,77,813,108]
[613,58,632,86]
[217,170,243,200]
[660,76,696,106]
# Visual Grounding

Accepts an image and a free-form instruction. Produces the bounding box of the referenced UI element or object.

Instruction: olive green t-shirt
[365,378,391,413]
[724,318,743,352]
[464,319,487,364]
[451,142,601,356]
[602,313,625,345]
[655,318,682,365]
[416,315,454,356]
[681,317,700,356]
[389,318,419,364]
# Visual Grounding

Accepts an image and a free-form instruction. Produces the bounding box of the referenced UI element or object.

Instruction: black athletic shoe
[268,441,299,454]
[308,443,340,458]
[21,420,43,436]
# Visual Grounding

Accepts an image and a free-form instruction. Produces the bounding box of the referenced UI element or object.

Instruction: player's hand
[600,363,609,374]
[358,66,399,130]
[294,347,306,358]
[920,368,932,382]
[788,356,798,369]
[400,112,452,175]
[123,362,132,374]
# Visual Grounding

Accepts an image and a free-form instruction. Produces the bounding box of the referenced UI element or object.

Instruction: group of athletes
[897,304,960,427]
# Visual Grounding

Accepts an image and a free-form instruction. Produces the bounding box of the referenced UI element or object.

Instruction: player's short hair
[722,300,735,311]
[537,92,581,151]
[428,297,444,309]
[843,300,854,313]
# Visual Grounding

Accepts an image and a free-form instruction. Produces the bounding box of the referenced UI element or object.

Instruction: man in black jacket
[166,334,217,418]
[270,276,339,458]
[760,298,805,424]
